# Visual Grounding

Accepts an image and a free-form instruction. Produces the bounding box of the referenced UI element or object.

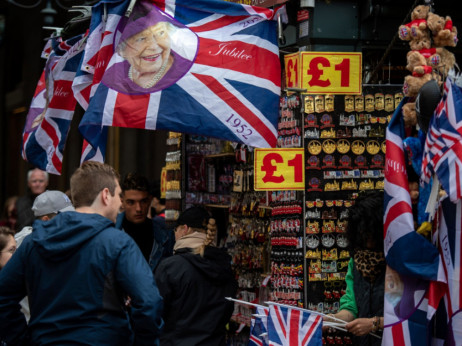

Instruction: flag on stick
[267,303,322,346]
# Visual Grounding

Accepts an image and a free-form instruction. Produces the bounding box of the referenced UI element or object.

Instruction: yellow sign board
[300,52,362,95]
[254,148,305,190]
[284,52,300,89]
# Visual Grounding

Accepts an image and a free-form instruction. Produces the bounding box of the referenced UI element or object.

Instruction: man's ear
[101,187,111,206]
[41,215,50,221]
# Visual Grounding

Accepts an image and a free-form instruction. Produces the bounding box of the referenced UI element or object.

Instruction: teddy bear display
[398,5,431,41]
[398,5,458,127]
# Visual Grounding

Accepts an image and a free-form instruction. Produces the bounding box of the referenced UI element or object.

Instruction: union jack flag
[249,306,269,346]
[78,0,282,152]
[436,197,462,345]
[73,0,128,164]
[267,304,322,346]
[22,34,86,174]
[421,77,462,202]
[382,98,445,345]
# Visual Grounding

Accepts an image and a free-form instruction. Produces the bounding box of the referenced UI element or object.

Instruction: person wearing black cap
[155,206,237,346]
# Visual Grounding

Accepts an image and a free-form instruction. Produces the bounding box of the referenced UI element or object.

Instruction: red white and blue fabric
[421,77,462,202]
[267,304,322,346]
[73,0,128,164]
[22,34,86,174]
[382,98,445,345]
[41,37,56,59]
[249,306,269,346]
[78,0,282,154]
[436,197,462,345]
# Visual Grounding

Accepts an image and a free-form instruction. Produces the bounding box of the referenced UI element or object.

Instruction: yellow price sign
[254,148,305,190]
[301,52,362,95]
[284,52,300,89]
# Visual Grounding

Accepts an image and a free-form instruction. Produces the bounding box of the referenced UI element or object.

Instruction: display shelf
[204,153,235,159]
[204,203,231,209]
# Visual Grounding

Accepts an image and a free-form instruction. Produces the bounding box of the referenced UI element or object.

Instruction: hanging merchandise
[227,191,271,327]
[164,132,183,223]
[303,87,401,345]
[268,93,305,308]
[179,134,275,338]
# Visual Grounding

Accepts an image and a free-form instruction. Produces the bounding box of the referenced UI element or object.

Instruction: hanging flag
[22,34,86,174]
[267,304,322,346]
[382,98,445,345]
[421,77,462,202]
[79,0,282,152]
[72,0,129,164]
[249,306,269,346]
[436,197,462,345]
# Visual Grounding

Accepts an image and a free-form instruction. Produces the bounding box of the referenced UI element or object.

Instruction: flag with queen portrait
[78,0,284,157]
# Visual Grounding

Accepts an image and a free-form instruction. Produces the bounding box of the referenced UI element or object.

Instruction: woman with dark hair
[0,226,16,270]
[154,206,237,345]
[325,190,385,346]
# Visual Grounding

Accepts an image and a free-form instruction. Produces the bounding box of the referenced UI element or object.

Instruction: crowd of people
[0,164,387,345]
[0,163,237,346]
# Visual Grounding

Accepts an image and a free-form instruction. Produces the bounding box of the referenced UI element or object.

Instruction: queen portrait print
[101,0,199,95]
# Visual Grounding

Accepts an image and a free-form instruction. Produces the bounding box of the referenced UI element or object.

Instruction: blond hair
[192,218,217,257]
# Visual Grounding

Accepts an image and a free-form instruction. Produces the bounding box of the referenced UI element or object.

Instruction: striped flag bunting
[21,34,86,174]
[421,76,462,202]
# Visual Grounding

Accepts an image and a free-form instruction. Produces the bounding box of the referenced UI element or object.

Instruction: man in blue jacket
[115,172,174,272]
[0,162,164,345]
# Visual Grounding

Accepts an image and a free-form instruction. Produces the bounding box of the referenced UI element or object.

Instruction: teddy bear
[427,12,458,47]
[402,101,417,127]
[428,47,456,78]
[398,5,431,41]
[406,50,428,75]
[403,72,433,97]
[408,35,444,70]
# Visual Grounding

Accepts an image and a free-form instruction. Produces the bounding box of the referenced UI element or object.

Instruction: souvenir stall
[160,2,461,344]
[163,76,402,345]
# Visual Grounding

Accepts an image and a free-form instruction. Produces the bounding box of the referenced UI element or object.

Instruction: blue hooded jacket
[0,211,163,346]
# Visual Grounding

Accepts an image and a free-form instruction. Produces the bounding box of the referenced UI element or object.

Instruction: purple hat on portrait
[101,0,199,95]
[118,0,171,44]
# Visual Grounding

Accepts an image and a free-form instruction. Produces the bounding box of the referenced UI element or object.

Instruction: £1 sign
[301,52,362,94]
[254,148,305,190]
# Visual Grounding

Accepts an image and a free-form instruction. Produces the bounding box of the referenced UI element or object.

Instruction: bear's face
[410,36,431,50]
[427,12,445,33]
[411,5,430,20]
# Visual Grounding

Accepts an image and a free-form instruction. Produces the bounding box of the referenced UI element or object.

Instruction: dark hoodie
[0,211,163,346]
[154,246,237,346]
